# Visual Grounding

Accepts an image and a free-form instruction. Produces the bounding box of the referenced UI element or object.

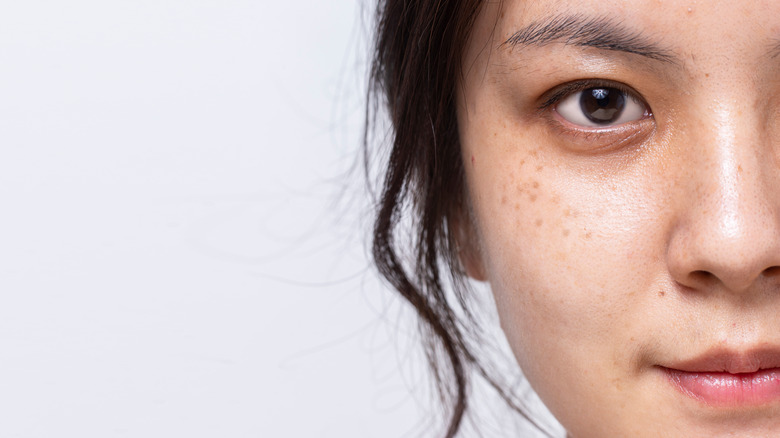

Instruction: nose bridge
[670,91,780,293]
[710,100,763,241]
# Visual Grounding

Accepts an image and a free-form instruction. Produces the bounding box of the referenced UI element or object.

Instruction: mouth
[660,348,780,407]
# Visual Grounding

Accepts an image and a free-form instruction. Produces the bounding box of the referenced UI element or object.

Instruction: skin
[457,0,780,436]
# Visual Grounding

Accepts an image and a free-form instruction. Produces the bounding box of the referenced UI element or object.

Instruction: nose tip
[666,157,780,295]
[668,225,780,293]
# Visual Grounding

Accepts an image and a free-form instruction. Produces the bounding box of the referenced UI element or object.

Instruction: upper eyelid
[537,79,648,111]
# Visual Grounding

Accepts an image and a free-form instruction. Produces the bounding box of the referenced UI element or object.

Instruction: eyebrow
[503,14,679,64]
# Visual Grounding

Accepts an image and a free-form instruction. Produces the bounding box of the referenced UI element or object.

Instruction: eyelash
[536,79,648,114]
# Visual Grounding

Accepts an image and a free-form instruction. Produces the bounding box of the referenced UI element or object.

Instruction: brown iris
[580,88,626,124]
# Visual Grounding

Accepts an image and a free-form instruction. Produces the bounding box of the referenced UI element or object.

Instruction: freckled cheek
[475,170,591,278]
[474,172,587,310]
[481,188,644,308]
[481,206,645,406]
[461,118,660,326]
[470,167,654,364]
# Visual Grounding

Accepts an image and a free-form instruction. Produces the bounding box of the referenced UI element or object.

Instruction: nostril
[675,270,716,292]
[763,266,780,278]
[688,270,717,289]
[690,270,715,284]
[683,266,780,292]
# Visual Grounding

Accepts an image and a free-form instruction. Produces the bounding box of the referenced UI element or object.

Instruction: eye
[555,86,649,128]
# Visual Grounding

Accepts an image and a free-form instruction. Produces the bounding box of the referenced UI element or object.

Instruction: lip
[661,348,780,407]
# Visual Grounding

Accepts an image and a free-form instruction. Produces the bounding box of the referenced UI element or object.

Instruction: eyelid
[537,79,649,113]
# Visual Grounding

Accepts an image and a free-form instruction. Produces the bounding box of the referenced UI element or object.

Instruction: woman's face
[459,0,780,436]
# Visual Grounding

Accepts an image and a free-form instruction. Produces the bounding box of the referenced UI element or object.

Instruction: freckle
[738,165,743,173]
[535,219,543,227]
[514,202,520,211]
[529,194,537,202]
[563,229,570,237]
[585,231,592,239]
[532,181,539,189]
[501,196,507,205]
[704,73,710,78]
[564,208,572,217]
[520,159,526,167]
[536,165,544,172]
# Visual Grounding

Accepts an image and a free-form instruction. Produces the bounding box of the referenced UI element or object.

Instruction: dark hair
[365,0,553,436]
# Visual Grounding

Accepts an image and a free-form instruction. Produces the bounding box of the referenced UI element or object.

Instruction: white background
[0,1,562,437]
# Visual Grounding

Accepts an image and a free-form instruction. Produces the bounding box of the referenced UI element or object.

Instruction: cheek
[465,142,668,403]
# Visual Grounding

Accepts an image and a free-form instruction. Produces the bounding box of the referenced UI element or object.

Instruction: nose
[666,102,780,295]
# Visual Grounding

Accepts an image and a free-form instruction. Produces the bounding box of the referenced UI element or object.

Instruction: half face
[458,1,780,436]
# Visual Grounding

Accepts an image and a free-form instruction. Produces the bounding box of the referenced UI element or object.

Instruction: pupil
[580,88,626,124]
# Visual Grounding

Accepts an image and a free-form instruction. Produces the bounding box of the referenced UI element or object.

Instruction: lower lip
[664,367,780,407]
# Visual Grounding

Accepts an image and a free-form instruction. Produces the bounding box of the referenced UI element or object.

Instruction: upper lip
[663,347,780,374]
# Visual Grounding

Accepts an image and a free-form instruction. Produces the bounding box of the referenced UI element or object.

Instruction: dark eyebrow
[503,14,678,64]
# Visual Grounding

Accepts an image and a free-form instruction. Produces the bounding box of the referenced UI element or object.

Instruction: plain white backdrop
[0,1,564,437]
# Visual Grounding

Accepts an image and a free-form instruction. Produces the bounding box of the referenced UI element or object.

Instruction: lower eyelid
[552,109,653,133]
[546,115,656,154]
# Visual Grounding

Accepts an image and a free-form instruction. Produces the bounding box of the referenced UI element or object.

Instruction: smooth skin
[458,1,780,436]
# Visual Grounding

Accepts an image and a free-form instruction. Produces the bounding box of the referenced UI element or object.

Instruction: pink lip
[662,348,780,407]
